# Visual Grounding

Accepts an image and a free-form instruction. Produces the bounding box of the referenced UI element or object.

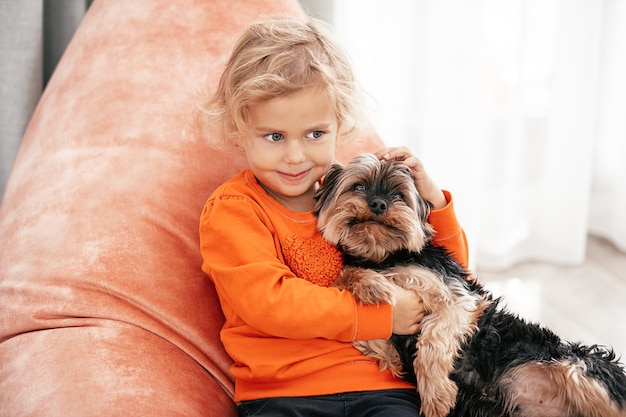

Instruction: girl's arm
[199,194,393,342]
[428,190,469,269]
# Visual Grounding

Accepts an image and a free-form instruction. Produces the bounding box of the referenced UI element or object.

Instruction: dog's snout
[369,198,388,214]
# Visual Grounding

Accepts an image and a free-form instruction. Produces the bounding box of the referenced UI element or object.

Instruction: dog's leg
[500,360,626,417]
[387,265,484,417]
[335,266,404,376]
[336,266,396,305]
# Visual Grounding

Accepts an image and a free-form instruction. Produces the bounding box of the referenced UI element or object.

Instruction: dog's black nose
[369,198,388,214]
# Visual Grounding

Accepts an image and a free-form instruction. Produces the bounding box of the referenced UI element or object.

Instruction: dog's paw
[419,380,458,417]
[337,267,396,304]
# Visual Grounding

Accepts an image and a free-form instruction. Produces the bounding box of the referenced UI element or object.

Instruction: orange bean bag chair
[0,0,382,416]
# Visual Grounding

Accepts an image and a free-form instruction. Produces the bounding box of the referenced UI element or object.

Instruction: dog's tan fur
[316,154,486,417]
[500,361,625,417]
[334,260,491,417]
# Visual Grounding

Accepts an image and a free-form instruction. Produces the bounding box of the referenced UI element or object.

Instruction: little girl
[199,16,469,417]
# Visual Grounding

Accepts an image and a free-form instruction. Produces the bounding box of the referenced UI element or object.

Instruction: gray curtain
[0,0,91,201]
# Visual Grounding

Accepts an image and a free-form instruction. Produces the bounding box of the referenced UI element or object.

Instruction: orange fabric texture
[199,172,468,401]
[0,0,384,416]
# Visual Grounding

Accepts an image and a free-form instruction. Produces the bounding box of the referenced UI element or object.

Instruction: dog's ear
[395,162,432,221]
[417,194,433,227]
[313,163,344,215]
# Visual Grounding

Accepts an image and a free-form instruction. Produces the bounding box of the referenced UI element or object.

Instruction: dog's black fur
[356,245,626,416]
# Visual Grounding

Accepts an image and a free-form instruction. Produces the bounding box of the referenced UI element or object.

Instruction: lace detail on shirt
[283,234,343,287]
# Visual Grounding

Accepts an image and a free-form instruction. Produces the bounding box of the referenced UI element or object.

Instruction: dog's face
[314,153,434,263]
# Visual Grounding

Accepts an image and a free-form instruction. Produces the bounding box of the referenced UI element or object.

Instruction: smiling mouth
[279,169,310,181]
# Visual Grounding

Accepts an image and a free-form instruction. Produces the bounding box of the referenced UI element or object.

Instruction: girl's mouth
[279,169,310,182]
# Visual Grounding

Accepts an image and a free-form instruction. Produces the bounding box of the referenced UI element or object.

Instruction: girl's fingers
[375,147,413,162]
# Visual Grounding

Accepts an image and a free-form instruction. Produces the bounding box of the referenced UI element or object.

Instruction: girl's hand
[392,286,424,335]
[375,147,447,210]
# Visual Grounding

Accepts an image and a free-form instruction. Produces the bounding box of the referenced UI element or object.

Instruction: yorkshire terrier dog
[314,153,626,417]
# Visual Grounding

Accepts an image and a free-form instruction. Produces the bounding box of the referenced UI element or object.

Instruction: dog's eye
[353,183,366,192]
[392,193,404,202]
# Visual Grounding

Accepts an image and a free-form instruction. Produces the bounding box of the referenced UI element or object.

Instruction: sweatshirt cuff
[428,190,461,244]
[353,302,392,341]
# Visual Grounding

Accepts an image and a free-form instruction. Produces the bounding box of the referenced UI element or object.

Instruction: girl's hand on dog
[392,286,425,335]
[375,147,447,210]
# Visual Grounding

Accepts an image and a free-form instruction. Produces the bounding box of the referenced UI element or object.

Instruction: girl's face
[242,85,338,212]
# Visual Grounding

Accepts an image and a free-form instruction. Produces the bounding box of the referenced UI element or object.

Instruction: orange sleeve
[427,190,469,270]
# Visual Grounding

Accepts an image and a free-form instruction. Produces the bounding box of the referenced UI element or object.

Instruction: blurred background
[2,0,625,352]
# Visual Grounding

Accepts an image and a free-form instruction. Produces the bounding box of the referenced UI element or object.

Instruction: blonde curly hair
[200,16,365,149]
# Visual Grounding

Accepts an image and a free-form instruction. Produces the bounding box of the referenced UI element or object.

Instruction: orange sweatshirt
[199,169,469,402]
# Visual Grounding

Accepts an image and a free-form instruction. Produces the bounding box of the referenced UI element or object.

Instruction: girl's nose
[284,138,306,163]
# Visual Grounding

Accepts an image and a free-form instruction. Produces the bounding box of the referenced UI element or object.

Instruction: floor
[476,234,626,359]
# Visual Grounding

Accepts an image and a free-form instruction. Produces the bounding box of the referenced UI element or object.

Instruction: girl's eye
[306,130,324,140]
[353,183,366,192]
[263,133,283,142]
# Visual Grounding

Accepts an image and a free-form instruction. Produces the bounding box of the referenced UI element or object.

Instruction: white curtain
[327,0,626,270]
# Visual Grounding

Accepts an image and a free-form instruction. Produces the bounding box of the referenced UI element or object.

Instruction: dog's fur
[314,153,626,417]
